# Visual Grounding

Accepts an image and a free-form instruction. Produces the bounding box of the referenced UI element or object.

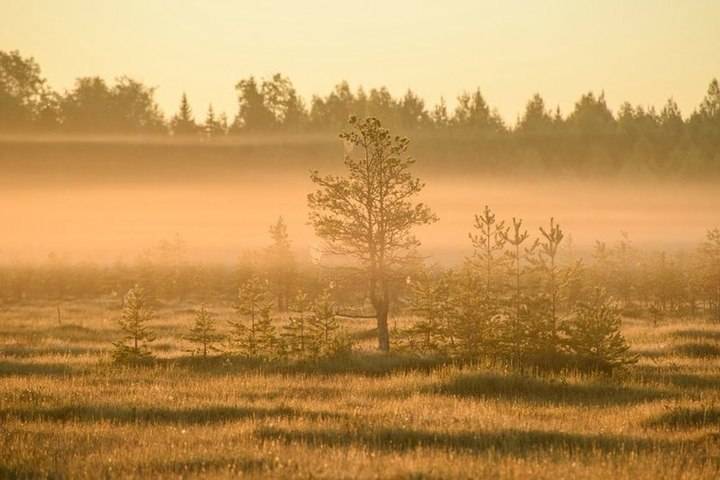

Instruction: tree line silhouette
[1,50,719,174]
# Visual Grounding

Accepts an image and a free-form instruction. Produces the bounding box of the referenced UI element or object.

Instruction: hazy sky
[2,0,719,123]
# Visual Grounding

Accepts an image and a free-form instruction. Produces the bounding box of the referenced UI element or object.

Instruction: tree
[702,228,720,321]
[185,304,223,358]
[308,116,437,351]
[309,81,358,130]
[468,205,508,299]
[430,98,450,128]
[405,271,455,354]
[307,288,343,357]
[500,217,537,362]
[232,76,275,131]
[690,79,720,157]
[60,77,113,132]
[171,93,198,135]
[517,94,553,135]
[204,104,225,137]
[265,217,295,311]
[567,92,616,136]
[111,76,166,133]
[282,290,312,358]
[0,50,53,131]
[561,290,638,372]
[529,218,579,353]
[228,276,277,358]
[61,76,165,133]
[453,88,505,133]
[398,89,428,129]
[262,73,307,131]
[112,285,156,363]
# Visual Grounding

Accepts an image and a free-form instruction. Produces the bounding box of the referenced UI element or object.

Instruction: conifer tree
[451,267,502,360]
[702,228,720,321]
[530,218,579,348]
[561,289,638,372]
[406,271,454,353]
[204,104,225,137]
[468,205,508,300]
[170,92,197,135]
[185,304,223,358]
[266,217,295,311]
[308,116,437,351]
[500,217,537,361]
[526,218,581,358]
[112,285,155,363]
[228,276,278,358]
[282,290,312,358]
[308,289,342,357]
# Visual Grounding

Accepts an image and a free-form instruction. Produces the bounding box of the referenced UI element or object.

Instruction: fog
[2,141,717,264]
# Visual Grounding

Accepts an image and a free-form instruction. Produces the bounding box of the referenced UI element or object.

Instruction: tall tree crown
[308,116,437,266]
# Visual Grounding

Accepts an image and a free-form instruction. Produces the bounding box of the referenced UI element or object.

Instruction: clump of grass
[671,342,720,358]
[644,405,720,430]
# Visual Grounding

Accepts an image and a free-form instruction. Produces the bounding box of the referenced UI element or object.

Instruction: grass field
[1,300,719,479]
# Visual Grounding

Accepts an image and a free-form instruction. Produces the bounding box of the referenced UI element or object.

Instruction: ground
[1,300,719,479]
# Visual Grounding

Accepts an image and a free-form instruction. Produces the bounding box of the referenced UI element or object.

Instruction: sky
[2,0,719,124]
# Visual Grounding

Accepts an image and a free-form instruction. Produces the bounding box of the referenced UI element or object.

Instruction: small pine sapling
[112,285,156,364]
[185,304,224,358]
[530,218,580,354]
[452,267,503,361]
[561,289,638,372]
[500,217,537,362]
[406,271,455,354]
[702,228,720,321]
[282,290,312,358]
[468,206,508,300]
[308,289,344,357]
[229,276,278,359]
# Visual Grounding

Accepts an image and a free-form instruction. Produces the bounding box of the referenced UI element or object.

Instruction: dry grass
[1,300,719,479]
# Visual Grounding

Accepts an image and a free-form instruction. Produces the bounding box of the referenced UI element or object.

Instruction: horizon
[2,1,719,123]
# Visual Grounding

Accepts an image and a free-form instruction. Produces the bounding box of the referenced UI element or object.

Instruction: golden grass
[1,300,719,479]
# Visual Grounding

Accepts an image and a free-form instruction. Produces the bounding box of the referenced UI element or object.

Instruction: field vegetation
[1,300,720,478]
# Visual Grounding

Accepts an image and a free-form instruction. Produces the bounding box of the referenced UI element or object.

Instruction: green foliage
[112,285,156,364]
[204,104,227,137]
[266,217,295,312]
[701,228,720,321]
[469,206,508,299]
[61,76,165,133]
[561,290,638,371]
[4,47,720,176]
[282,291,312,358]
[307,289,347,358]
[185,304,224,358]
[402,272,455,354]
[228,276,278,359]
[232,74,306,132]
[529,218,581,351]
[0,50,55,130]
[450,271,504,360]
[453,88,506,133]
[171,93,198,135]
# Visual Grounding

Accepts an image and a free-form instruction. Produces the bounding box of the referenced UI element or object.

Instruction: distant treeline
[1,49,719,174]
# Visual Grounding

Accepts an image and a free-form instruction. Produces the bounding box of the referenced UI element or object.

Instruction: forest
[2,49,720,176]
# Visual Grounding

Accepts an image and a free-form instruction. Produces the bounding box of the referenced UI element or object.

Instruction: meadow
[1,299,719,479]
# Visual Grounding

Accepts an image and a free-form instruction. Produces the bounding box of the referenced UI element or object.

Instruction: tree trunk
[376,301,390,352]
